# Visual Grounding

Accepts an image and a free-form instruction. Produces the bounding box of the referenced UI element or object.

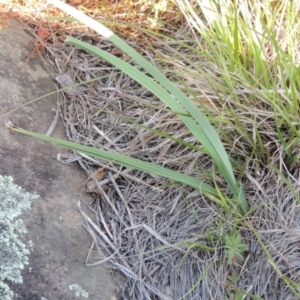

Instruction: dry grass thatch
[3,1,300,299]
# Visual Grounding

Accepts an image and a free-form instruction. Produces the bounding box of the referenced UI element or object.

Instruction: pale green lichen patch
[69,284,89,298]
[0,175,38,300]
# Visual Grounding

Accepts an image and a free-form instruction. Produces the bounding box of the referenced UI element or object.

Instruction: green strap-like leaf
[10,126,227,207]
[46,0,249,212]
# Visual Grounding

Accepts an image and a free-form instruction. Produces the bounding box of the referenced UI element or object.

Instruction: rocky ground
[0,17,121,300]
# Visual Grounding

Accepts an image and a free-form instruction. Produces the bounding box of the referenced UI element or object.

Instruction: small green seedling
[225,233,247,265]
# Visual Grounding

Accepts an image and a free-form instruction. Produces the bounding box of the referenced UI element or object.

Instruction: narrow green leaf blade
[67,37,240,197]
[10,126,223,203]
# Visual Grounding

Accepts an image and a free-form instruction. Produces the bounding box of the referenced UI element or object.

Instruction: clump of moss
[0,176,38,300]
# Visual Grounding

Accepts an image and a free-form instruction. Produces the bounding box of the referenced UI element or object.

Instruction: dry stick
[85,240,120,266]
[109,172,135,227]
[95,182,127,227]
[97,205,114,241]
[46,100,60,136]
[80,208,116,250]
[78,202,116,264]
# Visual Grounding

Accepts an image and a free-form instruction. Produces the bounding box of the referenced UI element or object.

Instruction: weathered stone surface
[0,17,117,300]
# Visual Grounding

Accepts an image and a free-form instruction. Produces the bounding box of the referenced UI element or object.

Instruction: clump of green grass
[176,0,300,170]
[173,0,300,298]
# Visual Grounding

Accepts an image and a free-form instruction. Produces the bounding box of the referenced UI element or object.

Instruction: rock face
[0,17,117,300]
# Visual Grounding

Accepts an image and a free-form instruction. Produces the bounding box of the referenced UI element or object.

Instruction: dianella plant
[7,0,249,213]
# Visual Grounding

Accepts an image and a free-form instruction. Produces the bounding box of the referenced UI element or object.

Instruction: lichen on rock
[0,175,38,300]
